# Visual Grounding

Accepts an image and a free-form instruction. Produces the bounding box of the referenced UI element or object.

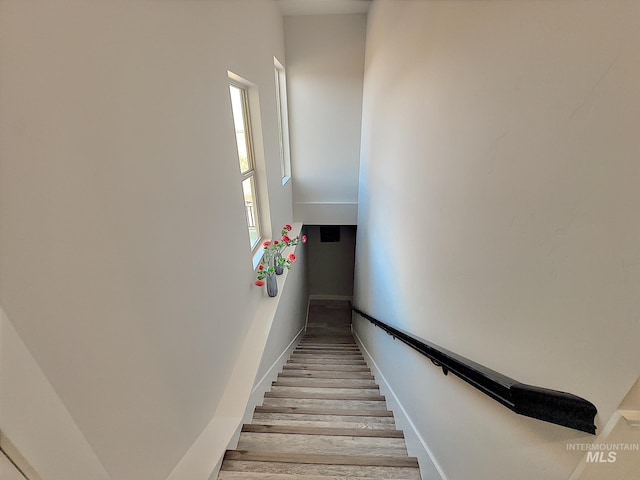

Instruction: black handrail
[351,306,597,434]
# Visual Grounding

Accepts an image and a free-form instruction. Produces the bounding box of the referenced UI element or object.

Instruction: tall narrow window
[274,58,291,183]
[229,82,261,250]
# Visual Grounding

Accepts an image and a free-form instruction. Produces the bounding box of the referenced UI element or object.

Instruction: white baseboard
[223,327,306,453]
[353,328,447,480]
[246,327,305,422]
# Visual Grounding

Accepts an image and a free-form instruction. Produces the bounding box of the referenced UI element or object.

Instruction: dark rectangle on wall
[320,226,341,243]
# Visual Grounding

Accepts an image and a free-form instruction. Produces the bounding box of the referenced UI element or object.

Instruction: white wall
[167,225,309,480]
[354,1,640,479]
[284,14,366,224]
[0,1,296,479]
[0,308,108,480]
[306,226,356,297]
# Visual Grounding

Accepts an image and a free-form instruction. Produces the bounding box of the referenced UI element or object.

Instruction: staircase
[218,300,421,479]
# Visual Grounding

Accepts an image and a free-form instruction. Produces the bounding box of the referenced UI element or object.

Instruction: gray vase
[266,274,278,297]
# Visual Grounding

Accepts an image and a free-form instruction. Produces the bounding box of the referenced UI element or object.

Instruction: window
[229,81,262,250]
[274,58,291,183]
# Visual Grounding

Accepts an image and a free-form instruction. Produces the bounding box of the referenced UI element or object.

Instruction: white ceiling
[276,0,372,16]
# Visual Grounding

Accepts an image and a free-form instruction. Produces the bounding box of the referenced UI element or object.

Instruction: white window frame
[274,57,292,185]
[229,78,263,252]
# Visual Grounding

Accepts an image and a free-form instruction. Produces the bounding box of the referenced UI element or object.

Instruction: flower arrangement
[255,224,307,292]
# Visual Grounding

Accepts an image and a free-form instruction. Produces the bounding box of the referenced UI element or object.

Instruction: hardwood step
[261,398,387,411]
[279,370,373,379]
[285,357,366,365]
[264,391,384,401]
[250,415,397,430]
[218,472,395,480]
[300,336,354,342]
[272,378,378,389]
[283,364,370,372]
[223,451,419,468]
[252,411,396,424]
[269,386,381,396]
[254,406,393,417]
[287,358,365,365]
[220,460,421,479]
[295,346,358,350]
[251,412,396,430]
[289,352,364,361]
[237,432,408,456]
[291,350,362,356]
[242,424,404,438]
[296,345,357,349]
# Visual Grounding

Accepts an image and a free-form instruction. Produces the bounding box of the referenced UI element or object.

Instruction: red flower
[302,235,307,244]
[273,240,279,245]
[258,264,264,271]
[284,224,292,231]
[255,280,265,287]
[288,253,297,262]
[263,240,271,248]
[282,235,291,243]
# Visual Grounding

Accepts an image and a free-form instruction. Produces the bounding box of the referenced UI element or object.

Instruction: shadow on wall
[305,225,356,298]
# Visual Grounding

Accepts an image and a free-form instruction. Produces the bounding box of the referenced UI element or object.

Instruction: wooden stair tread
[279,371,374,379]
[283,364,370,372]
[254,406,394,417]
[237,433,407,457]
[223,451,419,468]
[285,358,367,365]
[249,418,397,430]
[294,351,360,354]
[272,379,377,388]
[221,461,421,479]
[294,348,360,353]
[295,345,359,349]
[243,424,404,438]
[265,391,384,401]
[218,472,398,479]
[270,386,381,396]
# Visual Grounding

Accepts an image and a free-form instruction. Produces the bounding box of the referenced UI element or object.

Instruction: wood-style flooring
[218,300,421,479]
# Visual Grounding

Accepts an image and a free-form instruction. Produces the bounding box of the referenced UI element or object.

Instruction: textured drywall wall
[284,14,366,224]
[0,1,293,478]
[354,1,640,479]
